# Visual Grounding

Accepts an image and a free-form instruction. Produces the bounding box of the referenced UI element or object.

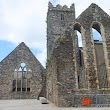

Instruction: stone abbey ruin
[1,1,110,107]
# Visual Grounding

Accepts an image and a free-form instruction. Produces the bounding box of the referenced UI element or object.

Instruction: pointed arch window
[12,62,32,92]
[92,22,108,88]
[74,23,86,89]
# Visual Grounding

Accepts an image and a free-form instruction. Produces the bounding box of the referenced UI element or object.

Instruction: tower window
[61,14,64,20]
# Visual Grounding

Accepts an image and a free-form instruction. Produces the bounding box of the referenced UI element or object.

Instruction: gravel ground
[0,99,110,110]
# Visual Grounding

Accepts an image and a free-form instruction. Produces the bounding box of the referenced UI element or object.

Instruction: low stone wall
[73,94,110,107]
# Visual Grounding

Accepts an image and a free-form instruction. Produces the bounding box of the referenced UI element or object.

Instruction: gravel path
[0,99,110,110]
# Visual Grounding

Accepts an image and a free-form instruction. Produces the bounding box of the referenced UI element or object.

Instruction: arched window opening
[74,23,86,89]
[92,23,108,88]
[12,62,32,92]
[74,23,83,67]
[18,67,22,72]
[77,31,83,67]
[24,67,27,72]
[92,25,104,67]
[74,23,84,67]
[77,31,82,47]
[92,28,102,41]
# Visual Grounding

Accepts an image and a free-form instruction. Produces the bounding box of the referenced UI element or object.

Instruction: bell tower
[47,2,75,57]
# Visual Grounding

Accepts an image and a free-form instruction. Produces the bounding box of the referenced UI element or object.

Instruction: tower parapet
[48,2,75,11]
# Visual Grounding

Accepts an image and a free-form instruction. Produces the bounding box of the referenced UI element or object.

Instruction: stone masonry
[46,2,110,107]
[1,1,110,108]
[47,2,75,56]
[0,42,45,99]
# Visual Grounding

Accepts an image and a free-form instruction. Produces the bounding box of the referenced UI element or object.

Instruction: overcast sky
[0,0,109,67]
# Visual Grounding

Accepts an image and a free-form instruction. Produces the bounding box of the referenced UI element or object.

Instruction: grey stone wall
[47,2,75,57]
[46,29,77,107]
[0,42,45,99]
[46,2,110,107]
[75,3,110,89]
[46,55,58,105]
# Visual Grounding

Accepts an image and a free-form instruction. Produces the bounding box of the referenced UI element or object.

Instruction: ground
[0,99,110,110]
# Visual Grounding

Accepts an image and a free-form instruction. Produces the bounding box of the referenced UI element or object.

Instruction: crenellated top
[48,1,75,11]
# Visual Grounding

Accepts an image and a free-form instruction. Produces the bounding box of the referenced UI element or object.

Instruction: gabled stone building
[0,42,45,99]
[1,1,110,107]
[46,2,110,107]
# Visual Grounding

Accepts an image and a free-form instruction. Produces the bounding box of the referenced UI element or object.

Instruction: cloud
[53,0,110,17]
[0,0,49,67]
[0,0,110,67]
[0,0,48,48]
[36,48,47,67]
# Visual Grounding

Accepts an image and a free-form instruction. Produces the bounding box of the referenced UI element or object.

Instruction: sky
[0,0,109,67]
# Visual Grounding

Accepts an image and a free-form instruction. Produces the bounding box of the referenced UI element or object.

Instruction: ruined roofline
[48,1,74,11]
[77,3,110,19]
[0,42,24,63]
[0,42,45,69]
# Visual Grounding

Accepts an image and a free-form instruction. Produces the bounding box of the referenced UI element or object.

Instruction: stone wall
[46,29,78,107]
[46,55,58,105]
[75,3,110,89]
[46,2,110,107]
[0,42,45,99]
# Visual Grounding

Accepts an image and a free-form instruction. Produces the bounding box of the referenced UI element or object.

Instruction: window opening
[61,14,64,20]
[12,62,32,92]
[92,23,107,88]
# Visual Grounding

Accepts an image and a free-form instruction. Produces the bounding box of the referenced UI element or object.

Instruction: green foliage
[46,53,52,68]
[57,36,65,44]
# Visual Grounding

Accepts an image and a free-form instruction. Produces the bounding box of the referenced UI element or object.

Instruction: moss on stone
[57,36,65,44]
[46,53,52,68]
